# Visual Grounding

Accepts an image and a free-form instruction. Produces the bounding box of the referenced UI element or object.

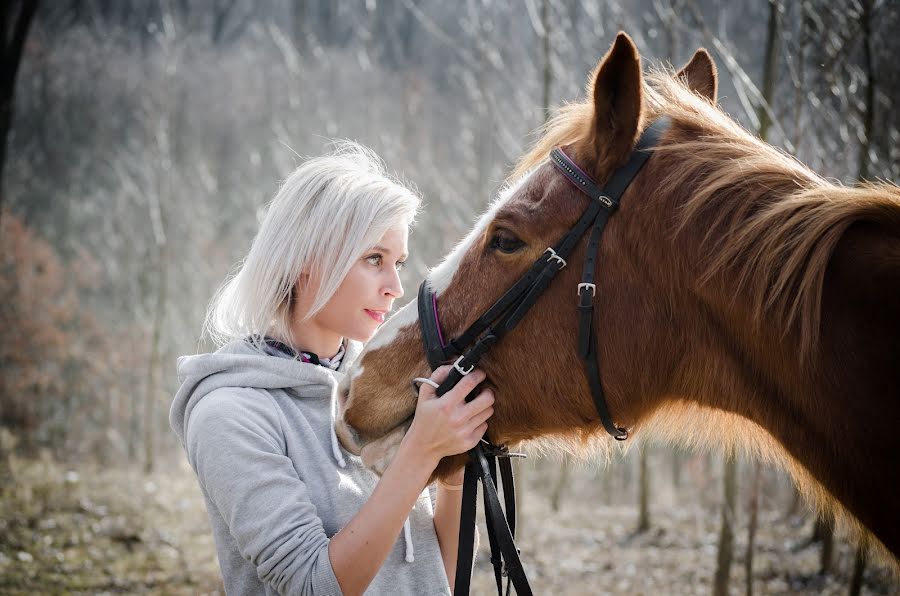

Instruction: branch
[3,1,39,92]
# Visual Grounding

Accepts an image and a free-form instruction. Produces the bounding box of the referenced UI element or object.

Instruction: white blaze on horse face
[362,297,419,353]
[427,169,538,296]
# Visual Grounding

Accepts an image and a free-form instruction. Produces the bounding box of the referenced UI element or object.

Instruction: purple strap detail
[432,292,446,348]
[557,147,597,186]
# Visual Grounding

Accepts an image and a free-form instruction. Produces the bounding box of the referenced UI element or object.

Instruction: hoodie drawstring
[403,517,415,563]
[328,378,347,469]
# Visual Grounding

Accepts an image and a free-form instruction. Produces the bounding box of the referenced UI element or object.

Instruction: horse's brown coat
[341,33,900,561]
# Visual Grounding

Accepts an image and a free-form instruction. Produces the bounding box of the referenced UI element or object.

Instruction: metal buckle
[453,356,474,376]
[544,248,567,269]
[598,195,614,208]
[577,283,596,297]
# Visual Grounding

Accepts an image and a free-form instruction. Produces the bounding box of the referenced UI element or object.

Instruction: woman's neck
[286,318,343,359]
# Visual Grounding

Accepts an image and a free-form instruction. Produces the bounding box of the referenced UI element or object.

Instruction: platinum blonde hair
[205,141,420,350]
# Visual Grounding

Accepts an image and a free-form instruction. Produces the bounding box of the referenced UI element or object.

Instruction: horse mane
[512,66,900,361]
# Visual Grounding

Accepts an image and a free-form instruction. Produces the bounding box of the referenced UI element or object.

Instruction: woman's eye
[490,233,525,254]
[367,254,406,270]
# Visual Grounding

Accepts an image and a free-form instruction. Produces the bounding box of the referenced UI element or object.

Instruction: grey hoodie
[170,339,451,596]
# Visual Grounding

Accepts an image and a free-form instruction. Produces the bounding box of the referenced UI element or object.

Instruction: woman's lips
[365,309,386,323]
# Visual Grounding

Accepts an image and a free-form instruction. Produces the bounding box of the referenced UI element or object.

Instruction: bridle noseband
[417,118,669,596]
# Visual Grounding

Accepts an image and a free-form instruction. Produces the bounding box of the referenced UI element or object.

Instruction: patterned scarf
[259,336,346,370]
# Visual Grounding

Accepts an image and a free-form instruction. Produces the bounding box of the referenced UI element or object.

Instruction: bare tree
[745,7,782,594]
[713,451,738,596]
[0,0,38,224]
[143,10,180,474]
[847,2,875,583]
[636,445,650,533]
[857,0,875,180]
[849,535,868,596]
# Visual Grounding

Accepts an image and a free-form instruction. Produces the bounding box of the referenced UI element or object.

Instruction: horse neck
[669,191,900,556]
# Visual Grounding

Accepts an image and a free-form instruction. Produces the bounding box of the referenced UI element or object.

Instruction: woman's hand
[331,364,490,595]
[404,365,494,466]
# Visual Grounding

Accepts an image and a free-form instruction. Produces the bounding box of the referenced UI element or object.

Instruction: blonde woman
[170,143,493,595]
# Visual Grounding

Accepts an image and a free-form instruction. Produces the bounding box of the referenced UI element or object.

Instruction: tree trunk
[541,0,552,125]
[143,243,167,475]
[0,1,40,227]
[845,5,874,586]
[144,23,175,475]
[757,0,780,142]
[811,513,835,574]
[857,0,874,180]
[550,455,571,512]
[745,460,762,596]
[848,537,868,596]
[637,445,650,532]
[670,448,682,490]
[713,452,737,596]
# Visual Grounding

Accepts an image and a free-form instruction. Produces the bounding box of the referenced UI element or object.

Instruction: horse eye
[490,232,526,254]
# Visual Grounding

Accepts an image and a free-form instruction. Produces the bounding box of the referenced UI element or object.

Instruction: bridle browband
[417,117,669,595]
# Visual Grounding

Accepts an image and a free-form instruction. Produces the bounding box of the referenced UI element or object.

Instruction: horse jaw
[359,421,410,475]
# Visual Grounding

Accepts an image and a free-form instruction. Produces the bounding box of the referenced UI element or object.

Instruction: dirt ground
[1,453,897,595]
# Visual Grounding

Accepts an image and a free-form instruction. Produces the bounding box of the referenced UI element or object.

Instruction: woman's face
[310,227,409,343]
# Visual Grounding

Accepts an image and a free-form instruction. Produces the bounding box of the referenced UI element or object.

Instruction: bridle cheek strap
[417,117,670,596]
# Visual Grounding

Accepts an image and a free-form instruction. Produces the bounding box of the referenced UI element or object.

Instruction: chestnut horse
[337,33,900,560]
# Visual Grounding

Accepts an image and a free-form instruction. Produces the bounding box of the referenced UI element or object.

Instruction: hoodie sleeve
[184,388,342,596]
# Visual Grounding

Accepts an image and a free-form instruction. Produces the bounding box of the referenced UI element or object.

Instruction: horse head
[339,32,900,559]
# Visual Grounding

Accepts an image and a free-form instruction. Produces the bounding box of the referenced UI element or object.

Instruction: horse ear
[676,48,718,103]
[589,32,644,169]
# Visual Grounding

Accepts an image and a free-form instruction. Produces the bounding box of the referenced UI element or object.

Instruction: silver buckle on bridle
[544,247,567,269]
[453,356,474,376]
[577,283,596,297]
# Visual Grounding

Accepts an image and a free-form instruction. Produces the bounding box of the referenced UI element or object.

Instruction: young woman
[170,143,494,595]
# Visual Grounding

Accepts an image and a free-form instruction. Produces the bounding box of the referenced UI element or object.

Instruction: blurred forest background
[2,0,898,594]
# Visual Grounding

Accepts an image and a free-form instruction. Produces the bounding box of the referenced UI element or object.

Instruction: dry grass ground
[1,452,896,594]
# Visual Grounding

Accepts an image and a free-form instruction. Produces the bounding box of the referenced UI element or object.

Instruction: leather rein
[417,118,669,595]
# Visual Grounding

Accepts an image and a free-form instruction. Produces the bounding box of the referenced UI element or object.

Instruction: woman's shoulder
[188,386,284,438]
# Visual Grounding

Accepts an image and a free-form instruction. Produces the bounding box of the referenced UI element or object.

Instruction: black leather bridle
[417,118,669,595]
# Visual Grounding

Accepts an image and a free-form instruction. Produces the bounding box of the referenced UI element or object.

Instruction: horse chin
[356,425,471,481]
[359,422,411,475]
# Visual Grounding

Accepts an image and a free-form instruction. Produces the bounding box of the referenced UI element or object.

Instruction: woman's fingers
[410,367,495,457]
[466,422,489,445]
[441,369,486,404]
[417,365,452,402]
[465,403,494,432]
[460,388,494,419]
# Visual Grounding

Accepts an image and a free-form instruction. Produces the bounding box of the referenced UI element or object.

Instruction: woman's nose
[385,269,403,299]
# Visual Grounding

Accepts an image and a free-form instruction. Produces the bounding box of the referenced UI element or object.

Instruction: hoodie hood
[170,337,363,459]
